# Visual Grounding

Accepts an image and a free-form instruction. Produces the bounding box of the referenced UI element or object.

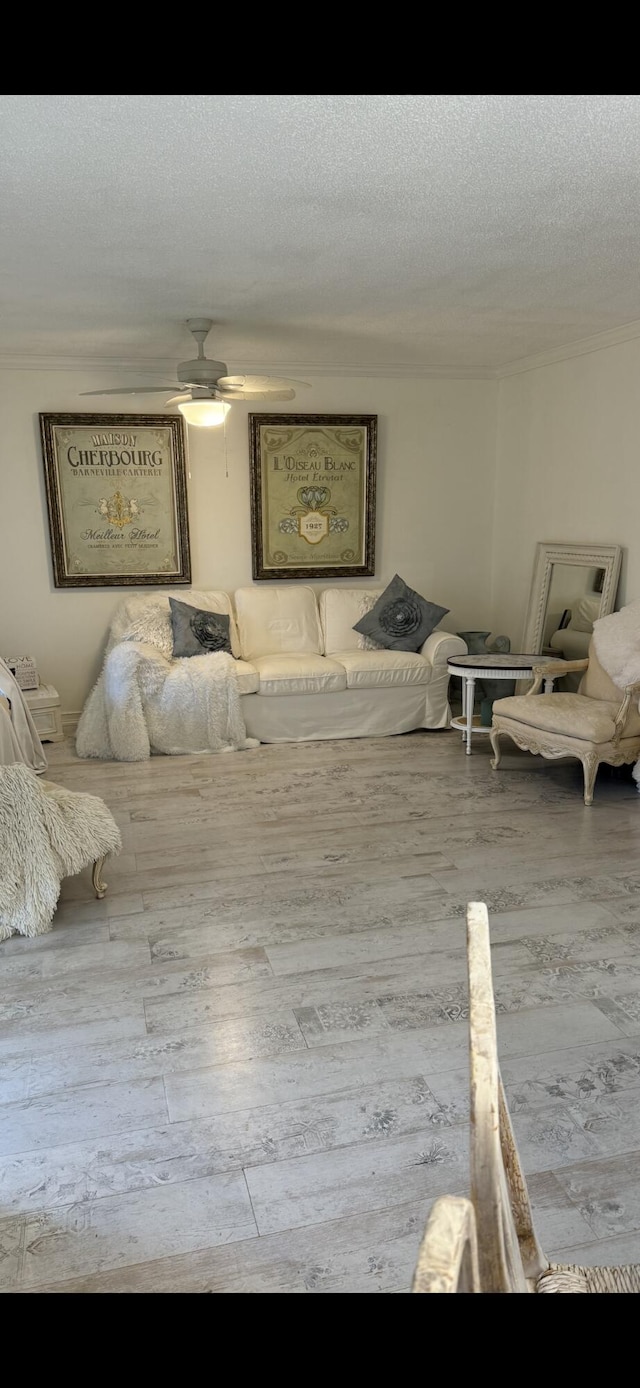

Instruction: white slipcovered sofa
[235,585,465,742]
[77,585,466,757]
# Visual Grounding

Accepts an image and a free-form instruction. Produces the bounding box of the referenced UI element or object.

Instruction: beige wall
[0,367,497,715]
[491,337,640,644]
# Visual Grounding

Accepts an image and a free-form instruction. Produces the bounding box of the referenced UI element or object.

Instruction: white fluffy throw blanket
[0,764,122,940]
[76,593,257,761]
[592,601,640,693]
[592,601,640,789]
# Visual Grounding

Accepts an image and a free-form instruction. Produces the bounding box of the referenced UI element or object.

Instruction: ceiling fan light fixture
[79,318,313,408]
[177,399,230,428]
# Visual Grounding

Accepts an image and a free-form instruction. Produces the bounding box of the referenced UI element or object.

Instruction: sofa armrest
[420,631,467,666]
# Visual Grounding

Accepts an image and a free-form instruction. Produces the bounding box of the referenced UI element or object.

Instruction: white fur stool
[0,763,122,941]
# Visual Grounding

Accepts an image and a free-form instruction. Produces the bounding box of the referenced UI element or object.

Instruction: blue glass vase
[457,631,491,655]
[455,633,513,725]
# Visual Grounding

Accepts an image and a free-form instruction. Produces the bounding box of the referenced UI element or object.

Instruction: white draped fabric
[0,659,47,772]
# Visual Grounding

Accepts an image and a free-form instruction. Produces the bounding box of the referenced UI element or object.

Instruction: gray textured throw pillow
[353,574,449,652]
[169,598,232,657]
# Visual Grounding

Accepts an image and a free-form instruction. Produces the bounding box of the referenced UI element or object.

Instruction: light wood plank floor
[3,729,640,1293]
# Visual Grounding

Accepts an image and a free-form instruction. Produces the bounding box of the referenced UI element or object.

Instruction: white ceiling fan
[82,318,311,426]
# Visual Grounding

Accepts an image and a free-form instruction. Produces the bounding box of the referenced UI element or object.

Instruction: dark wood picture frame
[39,413,191,588]
[249,413,377,580]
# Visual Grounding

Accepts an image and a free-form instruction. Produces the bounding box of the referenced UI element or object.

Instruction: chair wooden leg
[581,754,599,807]
[490,728,502,770]
[92,856,108,898]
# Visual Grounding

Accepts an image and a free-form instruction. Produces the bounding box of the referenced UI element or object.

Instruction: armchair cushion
[493,692,619,744]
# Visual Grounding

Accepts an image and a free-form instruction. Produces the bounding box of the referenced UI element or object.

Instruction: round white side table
[447,654,560,755]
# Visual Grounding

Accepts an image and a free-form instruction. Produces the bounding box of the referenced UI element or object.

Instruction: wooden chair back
[414,904,640,1293]
[467,901,548,1291]
[412,1196,480,1293]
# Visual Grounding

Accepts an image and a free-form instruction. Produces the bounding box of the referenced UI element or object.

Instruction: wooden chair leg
[490,728,502,770]
[92,856,108,899]
[581,754,599,807]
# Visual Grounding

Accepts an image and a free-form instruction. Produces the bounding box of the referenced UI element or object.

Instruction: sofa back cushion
[108,590,240,658]
[234,585,322,661]
[570,593,601,634]
[319,588,384,655]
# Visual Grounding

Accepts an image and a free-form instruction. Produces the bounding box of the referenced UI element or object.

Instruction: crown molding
[3,316,640,381]
[496,316,640,377]
[0,352,494,380]
[247,362,496,379]
[0,354,179,374]
[251,363,497,380]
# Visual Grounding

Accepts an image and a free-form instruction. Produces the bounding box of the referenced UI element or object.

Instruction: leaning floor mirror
[522,543,622,687]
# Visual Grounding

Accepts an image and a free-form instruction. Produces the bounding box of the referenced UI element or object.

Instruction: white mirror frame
[522,542,622,654]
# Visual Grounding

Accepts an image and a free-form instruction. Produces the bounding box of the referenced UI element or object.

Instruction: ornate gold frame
[249,413,377,580]
[40,413,191,588]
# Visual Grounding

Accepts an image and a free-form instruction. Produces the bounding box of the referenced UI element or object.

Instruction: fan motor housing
[177,358,228,385]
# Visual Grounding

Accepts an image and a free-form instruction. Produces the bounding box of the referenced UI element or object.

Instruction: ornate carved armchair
[489,638,640,805]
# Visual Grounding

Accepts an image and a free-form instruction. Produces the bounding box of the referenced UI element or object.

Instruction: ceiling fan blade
[216,375,311,391]
[80,386,179,396]
[217,388,296,402]
[165,394,193,406]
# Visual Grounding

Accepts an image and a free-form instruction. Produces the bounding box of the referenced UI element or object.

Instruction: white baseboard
[61,711,80,737]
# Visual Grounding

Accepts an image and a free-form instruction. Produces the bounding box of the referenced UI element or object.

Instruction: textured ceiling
[2,93,640,372]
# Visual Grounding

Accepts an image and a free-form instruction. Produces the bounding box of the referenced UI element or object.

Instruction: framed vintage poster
[39,413,191,587]
[249,413,377,579]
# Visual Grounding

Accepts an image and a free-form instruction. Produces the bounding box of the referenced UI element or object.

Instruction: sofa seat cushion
[331,650,430,690]
[252,654,347,696]
[493,693,619,744]
[230,659,261,695]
